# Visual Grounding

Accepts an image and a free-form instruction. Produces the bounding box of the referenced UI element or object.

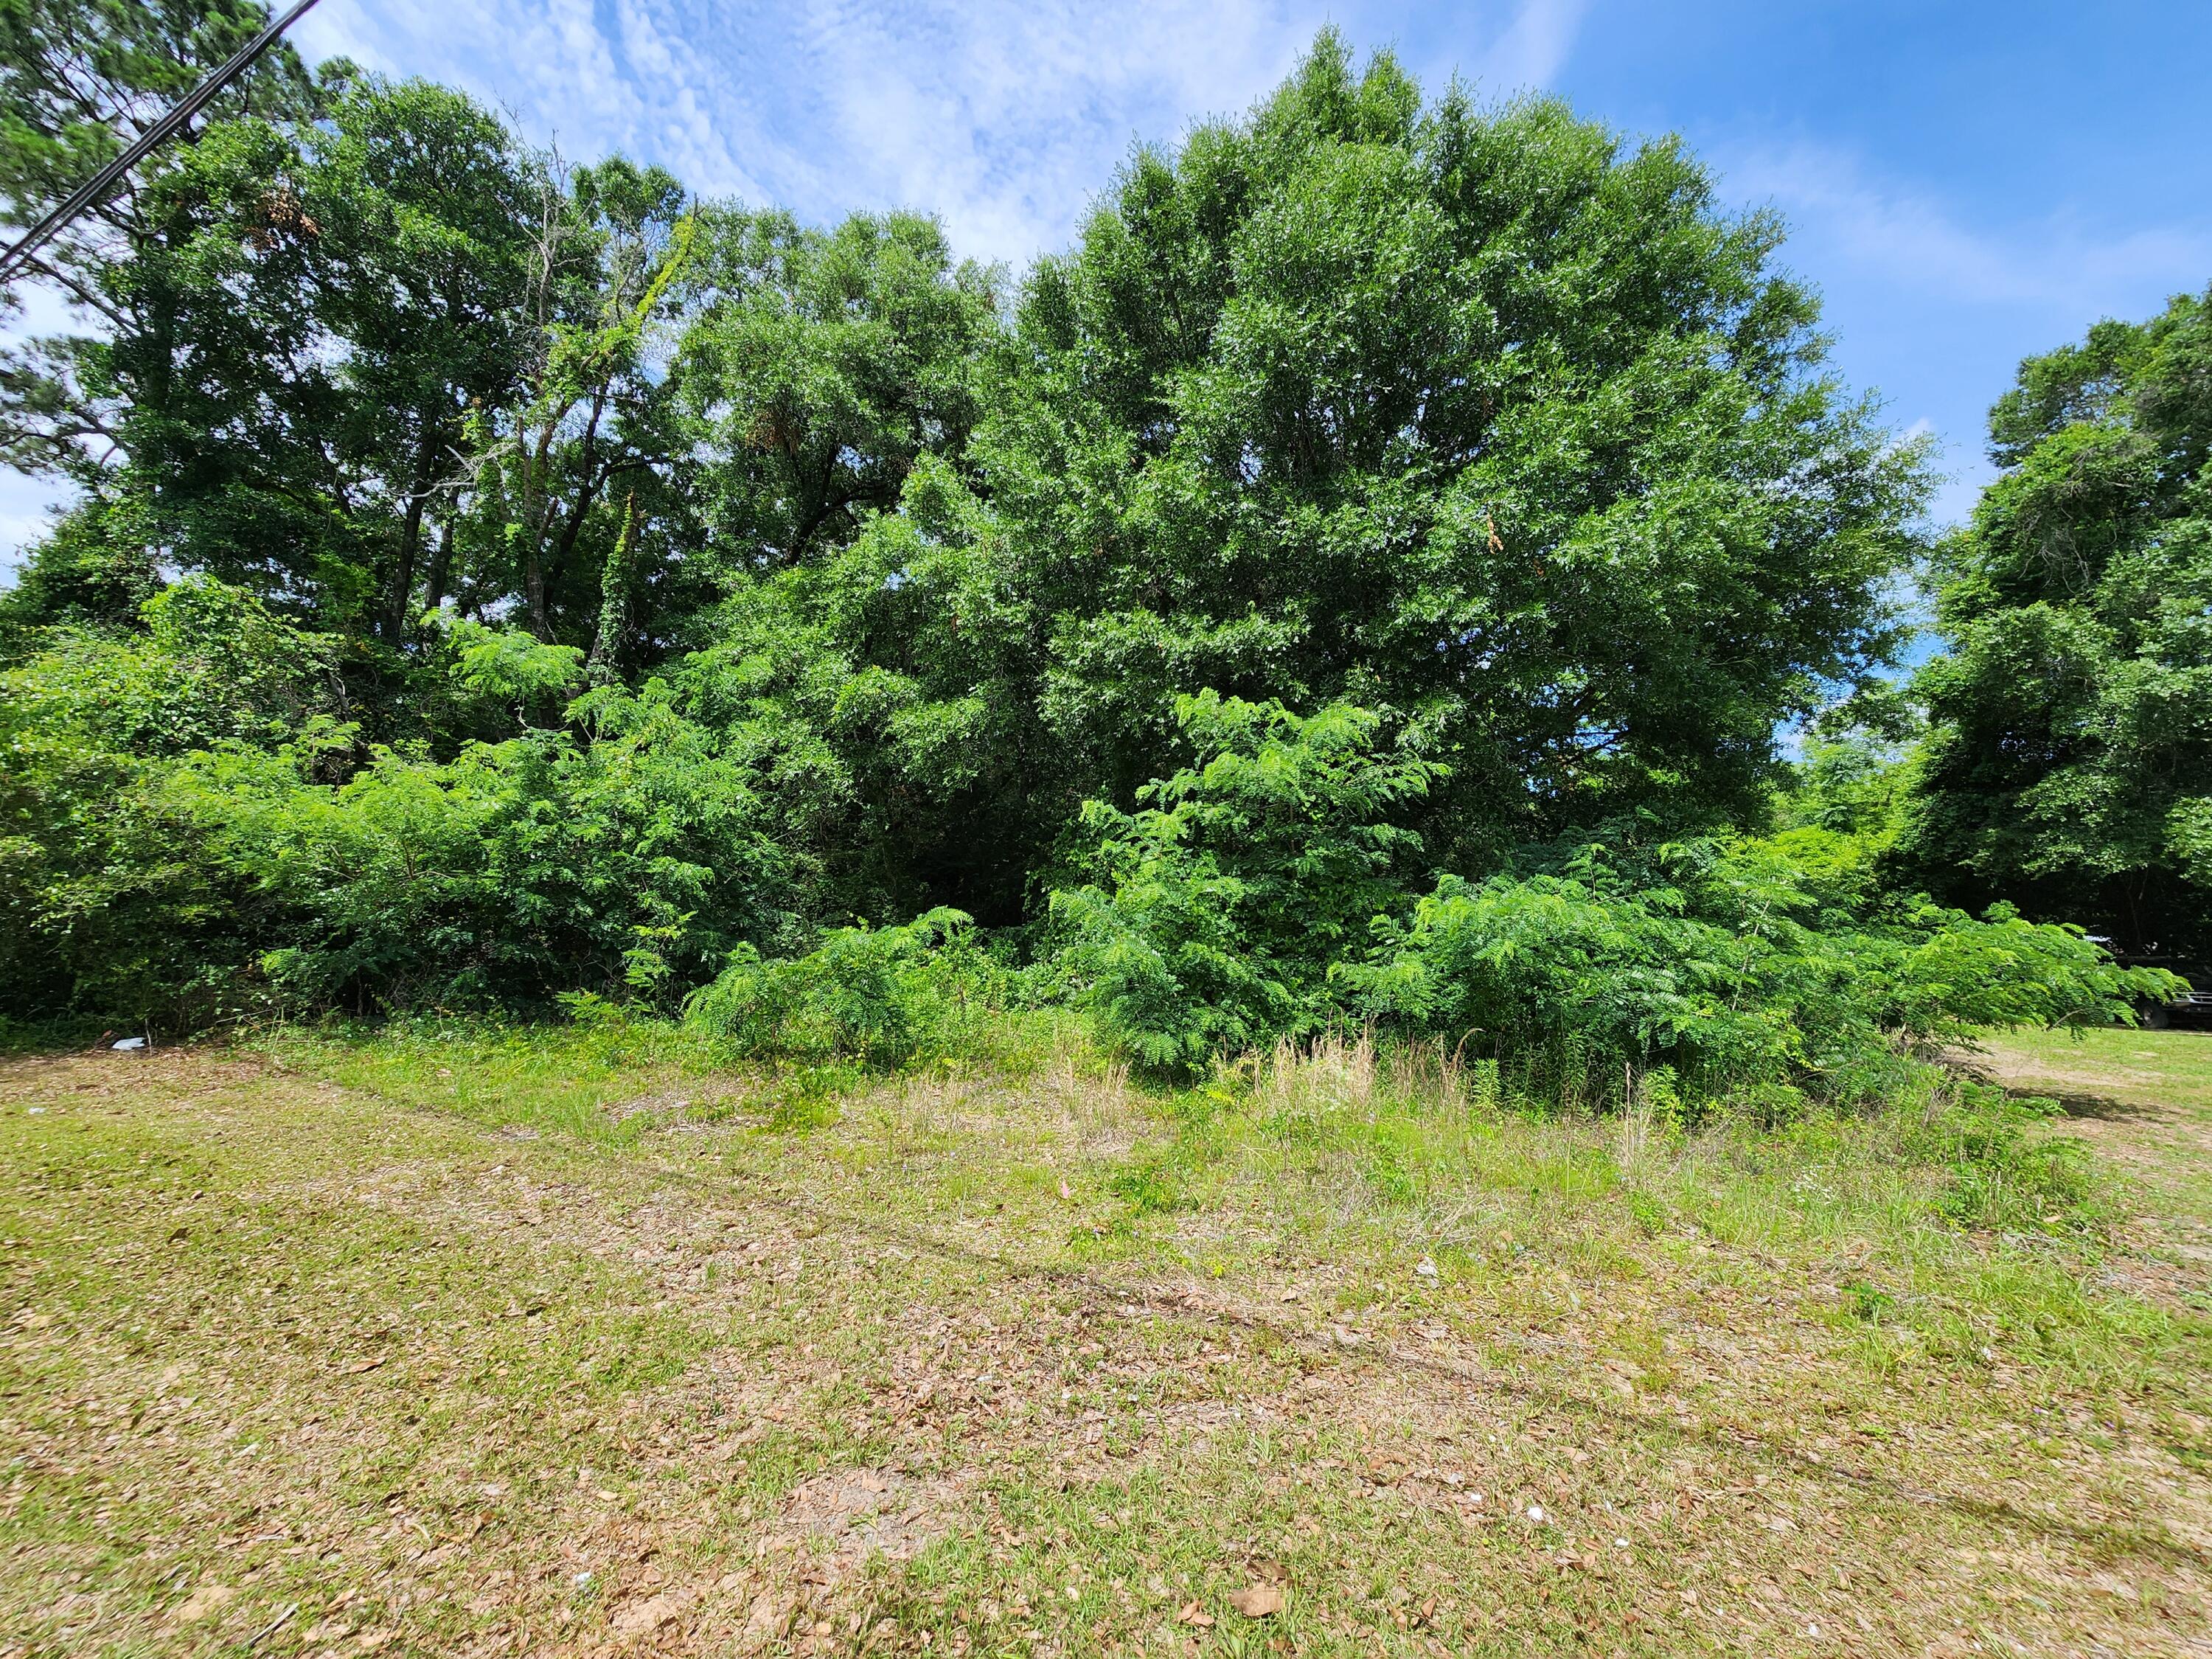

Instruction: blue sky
[5,0,2210,569]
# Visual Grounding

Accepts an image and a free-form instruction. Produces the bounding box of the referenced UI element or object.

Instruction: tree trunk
[387,416,439,641]
[422,518,453,616]
[520,421,560,640]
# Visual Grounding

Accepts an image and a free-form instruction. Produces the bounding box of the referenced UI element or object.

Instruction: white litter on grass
[1526,1504,1545,1521]
[112,1037,147,1051]
[1415,1256,1439,1279]
[1614,1537,1630,1548]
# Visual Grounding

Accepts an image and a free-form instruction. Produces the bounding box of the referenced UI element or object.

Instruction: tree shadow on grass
[2031,1087,2160,1123]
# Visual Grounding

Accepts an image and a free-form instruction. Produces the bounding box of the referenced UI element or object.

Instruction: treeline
[1,7,2204,1099]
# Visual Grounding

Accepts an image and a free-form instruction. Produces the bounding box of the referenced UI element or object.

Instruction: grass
[2,1020,2210,1655]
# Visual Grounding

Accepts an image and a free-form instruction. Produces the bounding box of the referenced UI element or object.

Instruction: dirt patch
[767,1467,968,1574]
[1945,1045,2168,1114]
[604,1079,757,1126]
[1944,1043,2212,1175]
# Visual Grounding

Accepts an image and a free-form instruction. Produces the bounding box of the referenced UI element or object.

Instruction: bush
[169,703,794,1015]
[683,907,992,1065]
[0,579,339,1026]
[1344,831,2181,1105]
[1048,693,1440,1071]
[1045,693,2180,1092]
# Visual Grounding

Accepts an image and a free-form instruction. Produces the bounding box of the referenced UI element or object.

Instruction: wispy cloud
[1719,139,2212,530]
[1481,0,1590,91]
[1726,141,2212,316]
[294,0,1587,264]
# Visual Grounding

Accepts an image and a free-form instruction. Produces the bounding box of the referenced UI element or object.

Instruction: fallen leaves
[247,1603,298,1646]
[610,1590,687,1638]
[745,1590,796,1641]
[171,1582,235,1624]
[16,1045,2205,1659]
[1228,1582,1283,1618]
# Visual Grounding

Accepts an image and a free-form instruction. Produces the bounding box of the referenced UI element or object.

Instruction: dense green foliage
[1050,693,1442,1068]
[981,53,1923,876]
[683,907,998,1067]
[1043,690,2160,1092]
[1904,288,2212,958]
[0,7,2185,1098]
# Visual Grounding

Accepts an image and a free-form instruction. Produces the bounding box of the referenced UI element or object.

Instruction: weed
[1626,1189,1671,1236]
[1843,1280,1894,1323]
[1106,1158,1187,1219]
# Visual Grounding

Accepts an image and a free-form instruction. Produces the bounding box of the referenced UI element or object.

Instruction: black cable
[0,0,326,288]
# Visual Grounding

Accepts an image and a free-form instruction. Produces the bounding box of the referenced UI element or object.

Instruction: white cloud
[1481,0,1589,90]
[1725,141,2212,316]
[1719,141,2212,532]
[292,0,1587,264]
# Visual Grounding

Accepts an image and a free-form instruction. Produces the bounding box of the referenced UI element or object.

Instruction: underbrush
[1203,1027,2117,1239]
[679,908,1039,1069]
[0,1013,119,1055]
[246,1004,2195,1394]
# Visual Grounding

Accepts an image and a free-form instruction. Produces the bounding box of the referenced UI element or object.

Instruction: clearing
[3,1024,2210,1656]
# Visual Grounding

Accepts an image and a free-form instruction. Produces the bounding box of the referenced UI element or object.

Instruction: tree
[2,25,2014,1043]
[0,0,332,613]
[462,155,695,649]
[1905,285,2212,956]
[302,77,536,641]
[675,208,999,571]
[0,0,321,327]
[740,32,1927,917]
[0,9,687,675]
[639,34,1932,930]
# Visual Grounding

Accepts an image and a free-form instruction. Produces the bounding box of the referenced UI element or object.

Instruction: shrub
[683,907,987,1065]
[1047,692,2180,1094]
[170,705,794,1015]
[0,579,339,1026]
[1344,831,2182,1105]
[1048,693,1441,1072]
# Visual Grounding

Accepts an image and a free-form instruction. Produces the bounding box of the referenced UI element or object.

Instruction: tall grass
[1066,1024,2188,1388]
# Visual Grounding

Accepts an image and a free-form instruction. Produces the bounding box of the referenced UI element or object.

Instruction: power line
[0,0,327,288]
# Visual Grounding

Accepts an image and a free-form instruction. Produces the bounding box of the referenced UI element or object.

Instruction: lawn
[2,1022,2209,1656]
